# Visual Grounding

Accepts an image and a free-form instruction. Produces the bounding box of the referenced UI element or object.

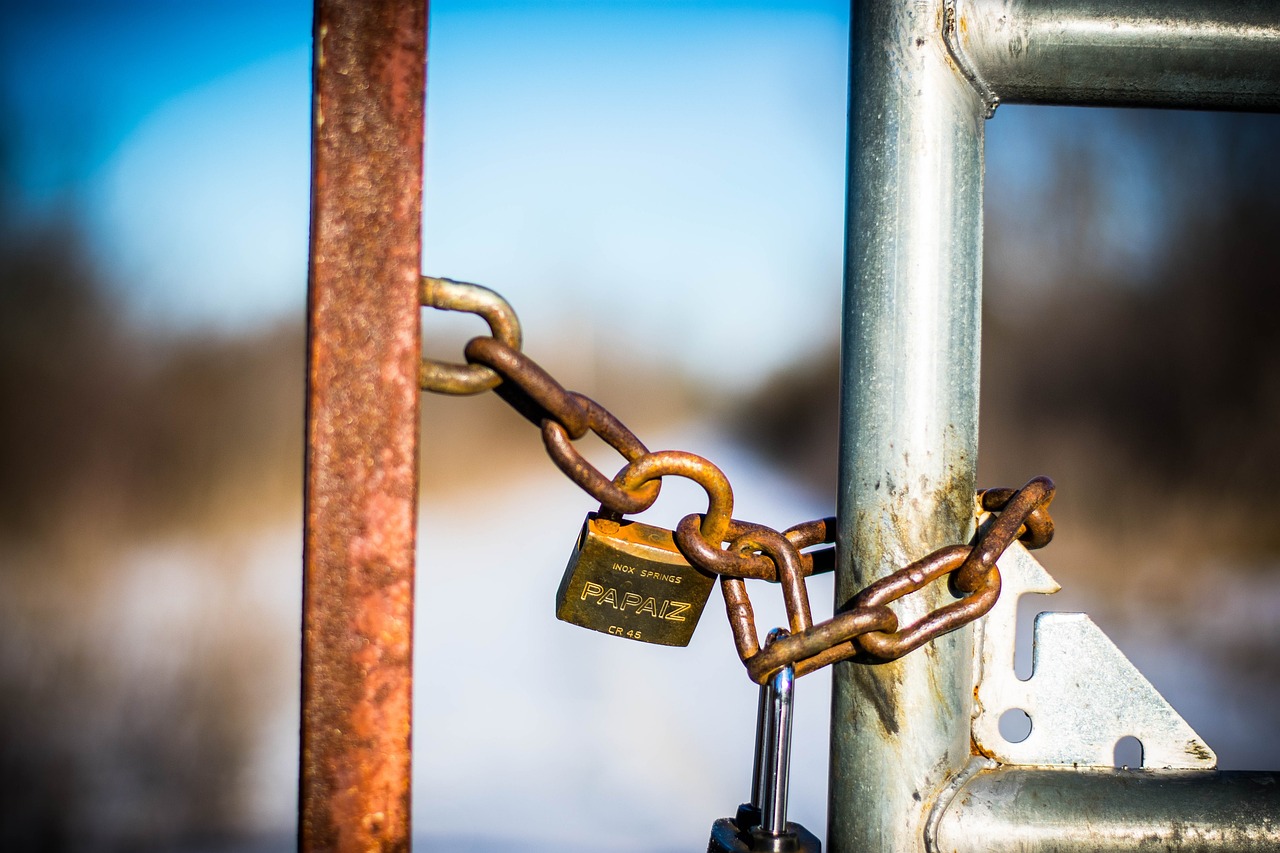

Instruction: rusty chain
[420,276,1056,683]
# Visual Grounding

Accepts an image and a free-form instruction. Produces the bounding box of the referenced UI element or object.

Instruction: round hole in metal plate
[999,708,1032,743]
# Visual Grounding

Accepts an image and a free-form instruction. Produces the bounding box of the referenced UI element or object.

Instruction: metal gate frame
[299,1,1280,851]
[836,2,1280,851]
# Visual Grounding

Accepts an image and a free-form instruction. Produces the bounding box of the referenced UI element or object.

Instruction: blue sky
[3,1,856,387]
[3,2,306,200]
[3,1,313,330]
[1,0,1172,389]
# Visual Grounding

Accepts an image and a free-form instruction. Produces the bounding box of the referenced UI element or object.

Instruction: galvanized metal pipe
[836,2,1280,850]
[932,767,1280,852]
[951,0,1280,112]
[832,2,986,851]
[301,1,426,850]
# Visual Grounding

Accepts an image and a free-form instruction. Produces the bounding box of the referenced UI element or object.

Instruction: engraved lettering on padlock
[556,512,716,647]
[575,582,693,621]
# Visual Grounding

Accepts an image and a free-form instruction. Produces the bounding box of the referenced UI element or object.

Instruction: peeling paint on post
[301,2,425,851]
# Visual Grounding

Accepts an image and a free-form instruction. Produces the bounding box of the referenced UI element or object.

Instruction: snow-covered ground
[102,423,1280,851]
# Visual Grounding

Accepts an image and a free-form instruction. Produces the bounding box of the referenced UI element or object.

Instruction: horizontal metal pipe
[952,0,1280,111]
[933,767,1280,852]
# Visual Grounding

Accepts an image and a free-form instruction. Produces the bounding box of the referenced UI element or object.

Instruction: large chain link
[421,277,1056,683]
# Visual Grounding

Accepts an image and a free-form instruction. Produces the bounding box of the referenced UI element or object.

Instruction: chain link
[421,277,1056,683]
[419,277,522,394]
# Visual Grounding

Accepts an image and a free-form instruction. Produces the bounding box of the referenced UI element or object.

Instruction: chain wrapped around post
[420,276,1057,683]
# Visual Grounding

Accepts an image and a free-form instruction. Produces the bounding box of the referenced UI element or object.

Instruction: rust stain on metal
[302,1,426,851]
[853,662,903,736]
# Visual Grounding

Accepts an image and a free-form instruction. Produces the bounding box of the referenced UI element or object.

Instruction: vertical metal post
[830,2,986,852]
[301,2,426,851]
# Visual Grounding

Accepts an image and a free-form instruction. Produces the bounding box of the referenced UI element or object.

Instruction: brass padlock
[556,512,717,646]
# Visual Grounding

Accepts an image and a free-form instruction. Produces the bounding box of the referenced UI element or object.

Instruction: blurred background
[2,1,1279,850]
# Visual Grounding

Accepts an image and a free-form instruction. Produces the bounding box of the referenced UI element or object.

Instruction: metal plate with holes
[971,532,1216,770]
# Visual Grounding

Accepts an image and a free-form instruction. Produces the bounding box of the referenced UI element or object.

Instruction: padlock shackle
[751,631,787,812]
[761,663,795,836]
[710,632,816,851]
[751,680,770,813]
[757,628,796,838]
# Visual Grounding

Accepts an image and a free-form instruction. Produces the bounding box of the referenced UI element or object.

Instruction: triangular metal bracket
[971,533,1216,769]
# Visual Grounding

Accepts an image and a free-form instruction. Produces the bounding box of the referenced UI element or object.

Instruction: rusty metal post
[301,1,426,851]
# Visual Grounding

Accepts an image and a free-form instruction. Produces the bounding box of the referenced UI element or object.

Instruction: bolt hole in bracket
[970,517,1215,770]
[997,708,1032,745]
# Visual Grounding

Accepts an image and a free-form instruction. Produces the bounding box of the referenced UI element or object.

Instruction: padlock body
[556,512,715,647]
[707,817,821,852]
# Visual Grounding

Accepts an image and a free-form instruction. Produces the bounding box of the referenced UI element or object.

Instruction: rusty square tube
[301,1,426,850]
